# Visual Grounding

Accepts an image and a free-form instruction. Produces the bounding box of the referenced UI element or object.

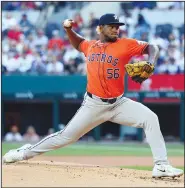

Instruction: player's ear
[99,25,104,33]
[96,26,102,34]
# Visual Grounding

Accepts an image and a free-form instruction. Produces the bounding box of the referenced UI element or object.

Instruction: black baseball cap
[98,13,125,26]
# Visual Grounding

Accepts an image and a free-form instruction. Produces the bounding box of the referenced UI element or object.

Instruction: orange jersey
[79,38,148,98]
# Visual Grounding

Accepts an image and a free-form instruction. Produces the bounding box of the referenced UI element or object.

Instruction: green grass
[2,142,184,156]
[119,166,184,171]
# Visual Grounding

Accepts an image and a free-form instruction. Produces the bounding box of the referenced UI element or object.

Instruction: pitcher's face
[101,24,120,42]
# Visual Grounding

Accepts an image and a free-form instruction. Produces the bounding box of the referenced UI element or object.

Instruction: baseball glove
[125,61,155,84]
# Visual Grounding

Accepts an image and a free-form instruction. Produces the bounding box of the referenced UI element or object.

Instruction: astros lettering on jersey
[79,38,148,98]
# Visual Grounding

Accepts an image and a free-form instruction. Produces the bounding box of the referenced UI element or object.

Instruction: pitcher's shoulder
[116,38,130,44]
[119,37,134,42]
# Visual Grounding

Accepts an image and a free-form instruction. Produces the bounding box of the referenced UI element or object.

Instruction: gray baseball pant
[24,93,168,165]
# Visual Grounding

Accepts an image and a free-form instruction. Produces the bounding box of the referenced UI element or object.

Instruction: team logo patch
[114,15,118,20]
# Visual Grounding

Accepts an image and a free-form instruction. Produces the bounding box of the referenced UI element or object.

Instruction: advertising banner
[128,74,184,91]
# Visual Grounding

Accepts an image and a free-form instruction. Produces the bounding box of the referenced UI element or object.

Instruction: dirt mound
[2,160,184,187]
[29,156,184,166]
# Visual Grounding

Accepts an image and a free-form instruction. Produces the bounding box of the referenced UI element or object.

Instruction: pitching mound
[2,160,184,187]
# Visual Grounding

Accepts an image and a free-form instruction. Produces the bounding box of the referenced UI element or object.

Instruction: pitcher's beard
[105,36,118,42]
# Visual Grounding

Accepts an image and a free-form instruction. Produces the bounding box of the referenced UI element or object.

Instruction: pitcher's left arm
[143,44,159,66]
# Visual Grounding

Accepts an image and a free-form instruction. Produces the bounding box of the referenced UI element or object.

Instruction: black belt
[87,92,121,104]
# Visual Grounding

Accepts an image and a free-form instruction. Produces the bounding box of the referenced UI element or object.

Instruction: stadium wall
[2,75,184,142]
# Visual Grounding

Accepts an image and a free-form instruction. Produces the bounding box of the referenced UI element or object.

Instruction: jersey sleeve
[127,38,149,58]
[79,40,91,57]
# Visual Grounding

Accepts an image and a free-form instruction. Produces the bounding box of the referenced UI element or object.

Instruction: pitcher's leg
[111,98,168,165]
[24,103,106,160]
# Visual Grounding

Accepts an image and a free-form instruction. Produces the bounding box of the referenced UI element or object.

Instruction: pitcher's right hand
[63,19,74,29]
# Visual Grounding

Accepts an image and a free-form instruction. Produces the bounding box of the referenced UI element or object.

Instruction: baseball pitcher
[3,14,183,178]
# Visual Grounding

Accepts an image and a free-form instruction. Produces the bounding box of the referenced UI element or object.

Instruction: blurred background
[1,2,184,144]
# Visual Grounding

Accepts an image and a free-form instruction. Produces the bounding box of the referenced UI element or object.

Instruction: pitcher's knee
[150,111,158,120]
[146,110,159,124]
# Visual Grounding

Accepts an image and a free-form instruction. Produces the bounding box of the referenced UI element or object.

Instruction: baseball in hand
[63,19,73,28]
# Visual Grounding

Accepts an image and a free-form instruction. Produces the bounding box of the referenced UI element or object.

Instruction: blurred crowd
[4,124,40,142]
[2,12,86,75]
[2,2,184,11]
[2,2,184,75]
[2,2,47,11]
[1,2,86,12]
[4,124,55,143]
[120,2,184,10]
